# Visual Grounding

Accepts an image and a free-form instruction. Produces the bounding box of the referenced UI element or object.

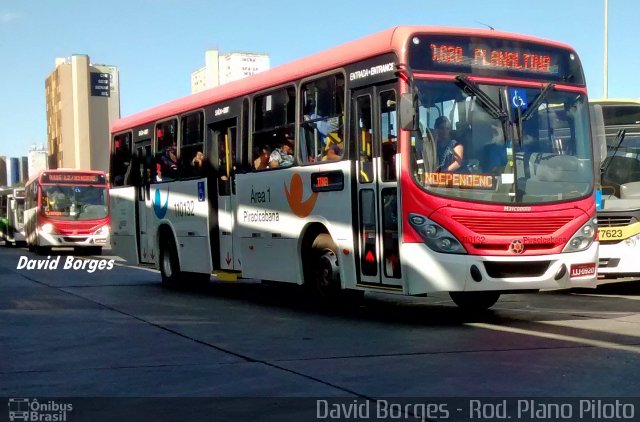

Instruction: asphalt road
[1,245,639,421]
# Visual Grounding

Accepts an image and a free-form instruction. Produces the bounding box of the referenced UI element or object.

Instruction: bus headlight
[94,225,109,236]
[563,217,597,253]
[41,223,54,234]
[408,213,467,254]
[625,234,640,247]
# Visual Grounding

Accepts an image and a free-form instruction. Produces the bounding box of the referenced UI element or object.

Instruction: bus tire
[185,272,211,287]
[306,234,342,301]
[84,246,102,256]
[36,246,51,256]
[159,234,181,288]
[449,291,500,311]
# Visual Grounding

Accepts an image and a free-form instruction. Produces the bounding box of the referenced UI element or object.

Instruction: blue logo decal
[153,187,169,219]
[198,181,205,202]
[509,88,527,111]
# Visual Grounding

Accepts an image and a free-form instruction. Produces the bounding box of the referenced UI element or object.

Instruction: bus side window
[300,74,345,163]
[252,86,296,171]
[154,119,178,183]
[180,111,205,178]
[111,132,132,187]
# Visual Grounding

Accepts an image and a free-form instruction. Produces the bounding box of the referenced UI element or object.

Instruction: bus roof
[112,25,577,133]
[590,98,640,105]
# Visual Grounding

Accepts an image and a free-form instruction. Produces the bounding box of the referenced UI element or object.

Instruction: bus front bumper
[401,242,598,295]
[38,232,109,248]
[598,240,640,278]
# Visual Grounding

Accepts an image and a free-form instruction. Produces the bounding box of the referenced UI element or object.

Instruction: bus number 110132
[174,201,195,217]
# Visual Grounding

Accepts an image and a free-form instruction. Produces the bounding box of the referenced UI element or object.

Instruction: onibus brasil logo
[8,398,73,421]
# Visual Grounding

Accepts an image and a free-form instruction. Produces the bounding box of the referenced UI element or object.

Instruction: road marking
[467,322,640,354]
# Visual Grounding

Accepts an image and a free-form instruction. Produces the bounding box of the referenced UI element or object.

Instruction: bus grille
[453,216,572,235]
[598,216,636,227]
[62,237,89,243]
[484,261,551,278]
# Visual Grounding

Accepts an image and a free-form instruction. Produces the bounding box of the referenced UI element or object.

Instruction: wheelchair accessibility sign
[509,88,528,111]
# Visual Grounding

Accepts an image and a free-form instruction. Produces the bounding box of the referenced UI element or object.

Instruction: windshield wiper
[601,129,626,175]
[521,83,555,122]
[455,75,507,121]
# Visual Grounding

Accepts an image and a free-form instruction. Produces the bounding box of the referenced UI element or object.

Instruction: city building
[0,157,6,186]
[191,50,270,93]
[6,157,19,187]
[28,145,48,180]
[18,156,28,183]
[45,55,120,173]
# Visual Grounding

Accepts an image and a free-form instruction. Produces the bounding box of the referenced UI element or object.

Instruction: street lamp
[604,0,608,98]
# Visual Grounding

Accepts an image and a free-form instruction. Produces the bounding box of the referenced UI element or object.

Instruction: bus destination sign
[41,173,105,185]
[429,43,552,74]
[409,34,584,84]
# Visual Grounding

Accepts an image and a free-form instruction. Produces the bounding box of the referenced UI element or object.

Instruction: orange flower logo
[285,173,318,218]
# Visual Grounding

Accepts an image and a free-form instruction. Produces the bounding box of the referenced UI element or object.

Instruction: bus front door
[135,141,154,264]
[211,119,239,271]
[353,85,402,288]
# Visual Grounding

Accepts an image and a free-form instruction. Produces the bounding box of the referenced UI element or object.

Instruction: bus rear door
[211,118,240,270]
[135,140,154,264]
[353,84,403,289]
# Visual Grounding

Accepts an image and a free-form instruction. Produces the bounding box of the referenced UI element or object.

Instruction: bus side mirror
[400,93,418,131]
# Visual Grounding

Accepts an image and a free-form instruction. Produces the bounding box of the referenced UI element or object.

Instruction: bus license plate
[570,263,596,278]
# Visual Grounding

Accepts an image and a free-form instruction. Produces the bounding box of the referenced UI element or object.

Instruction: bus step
[214,271,239,282]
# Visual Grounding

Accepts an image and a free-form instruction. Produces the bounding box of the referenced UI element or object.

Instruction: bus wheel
[36,246,51,256]
[160,235,181,288]
[307,234,342,300]
[185,272,211,288]
[449,291,500,311]
[85,246,102,256]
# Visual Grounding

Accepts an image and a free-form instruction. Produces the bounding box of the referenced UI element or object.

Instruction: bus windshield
[601,134,640,197]
[41,185,108,220]
[410,80,593,204]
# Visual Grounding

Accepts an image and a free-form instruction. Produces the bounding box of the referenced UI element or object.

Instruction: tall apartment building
[0,157,6,186]
[28,145,48,179]
[6,157,19,187]
[191,50,270,94]
[45,55,120,173]
[18,156,28,183]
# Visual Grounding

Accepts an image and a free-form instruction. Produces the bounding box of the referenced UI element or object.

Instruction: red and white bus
[24,169,110,255]
[109,26,598,310]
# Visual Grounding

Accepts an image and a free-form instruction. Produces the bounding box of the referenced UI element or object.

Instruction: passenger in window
[254,145,271,170]
[155,163,163,182]
[434,116,464,172]
[161,145,178,171]
[323,144,343,161]
[191,151,204,174]
[303,98,339,147]
[269,134,295,168]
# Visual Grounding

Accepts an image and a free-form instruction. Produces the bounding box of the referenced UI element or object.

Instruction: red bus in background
[24,169,110,255]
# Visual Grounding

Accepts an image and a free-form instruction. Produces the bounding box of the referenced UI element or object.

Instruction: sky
[0,0,637,159]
